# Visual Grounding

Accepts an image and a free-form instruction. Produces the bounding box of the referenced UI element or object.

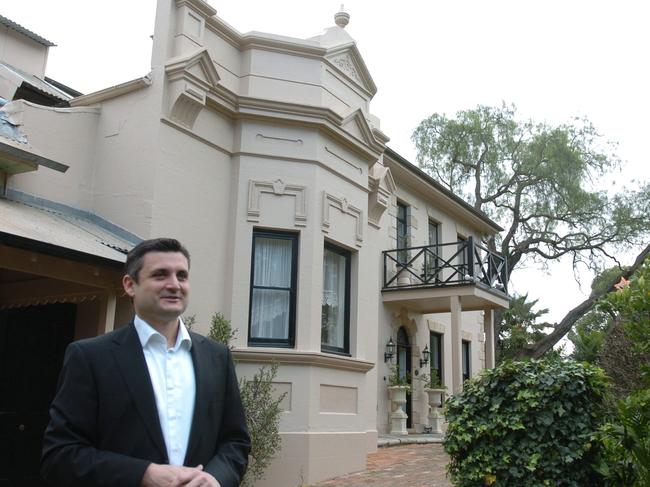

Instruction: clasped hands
[141,463,221,487]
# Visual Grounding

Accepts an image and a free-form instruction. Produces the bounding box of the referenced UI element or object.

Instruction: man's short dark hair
[125,238,191,282]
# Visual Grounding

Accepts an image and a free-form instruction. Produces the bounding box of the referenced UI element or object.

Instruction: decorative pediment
[165,48,220,88]
[165,48,220,128]
[341,108,380,148]
[368,163,396,228]
[325,44,377,96]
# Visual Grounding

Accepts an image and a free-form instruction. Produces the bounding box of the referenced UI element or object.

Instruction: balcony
[381,237,509,313]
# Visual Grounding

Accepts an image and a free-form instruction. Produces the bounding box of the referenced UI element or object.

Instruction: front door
[0,303,75,487]
[396,327,412,428]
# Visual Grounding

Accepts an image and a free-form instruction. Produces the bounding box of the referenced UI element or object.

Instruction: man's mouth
[161,296,181,302]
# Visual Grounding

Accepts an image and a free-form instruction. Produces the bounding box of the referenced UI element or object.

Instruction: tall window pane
[430,332,443,385]
[321,244,350,354]
[462,340,471,382]
[249,231,297,347]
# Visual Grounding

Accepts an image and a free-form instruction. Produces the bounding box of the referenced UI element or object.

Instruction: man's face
[122,251,190,326]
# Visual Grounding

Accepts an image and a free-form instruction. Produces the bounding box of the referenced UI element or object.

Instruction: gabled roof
[0,15,55,47]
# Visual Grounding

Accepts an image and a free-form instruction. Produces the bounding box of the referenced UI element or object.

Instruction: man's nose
[165,275,181,289]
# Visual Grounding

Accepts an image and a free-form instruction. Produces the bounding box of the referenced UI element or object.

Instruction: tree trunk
[514,242,650,360]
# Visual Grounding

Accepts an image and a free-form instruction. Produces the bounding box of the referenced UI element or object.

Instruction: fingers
[183,470,219,487]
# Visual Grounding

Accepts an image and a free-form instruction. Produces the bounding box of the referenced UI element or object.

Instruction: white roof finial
[334,5,350,28]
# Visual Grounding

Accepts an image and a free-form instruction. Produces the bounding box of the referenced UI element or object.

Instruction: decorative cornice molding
[230,96,384,160]
[324,146,362,174]
[232,348,374,373]
[175,0,216,18]
[322,191,364,247]
[0,292,99,310]
[247,179,307,227]
[69,75,152,107]
[240,34,327,58]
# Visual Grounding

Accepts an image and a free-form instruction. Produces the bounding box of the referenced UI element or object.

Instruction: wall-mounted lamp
[384,337,395,363]
[420,345,430,368]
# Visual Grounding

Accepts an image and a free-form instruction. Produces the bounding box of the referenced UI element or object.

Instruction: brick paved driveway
[310,444,452,487]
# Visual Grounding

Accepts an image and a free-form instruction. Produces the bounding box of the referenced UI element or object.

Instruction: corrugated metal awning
[0,198,136,266]
[0,62,73,102]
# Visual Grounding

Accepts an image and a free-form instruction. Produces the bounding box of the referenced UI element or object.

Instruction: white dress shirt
[134,315,196,466]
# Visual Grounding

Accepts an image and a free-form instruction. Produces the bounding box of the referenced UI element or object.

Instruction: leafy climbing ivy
[443,359,608,486]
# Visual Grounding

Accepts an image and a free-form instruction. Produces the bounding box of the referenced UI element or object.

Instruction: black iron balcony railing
[382,236,508,294]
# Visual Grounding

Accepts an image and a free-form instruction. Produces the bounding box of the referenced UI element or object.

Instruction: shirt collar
[134,315,192,351]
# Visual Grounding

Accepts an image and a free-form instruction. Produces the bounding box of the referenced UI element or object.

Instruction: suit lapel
[184,333,209,464]
[112,323,168,462]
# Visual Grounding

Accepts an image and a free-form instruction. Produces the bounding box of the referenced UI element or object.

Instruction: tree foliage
[568,267,623,363]
[593,260,650,485]
[412,103,650,357]
[444,358,608,486]
[602,260,650,375]
[497,294,550,362]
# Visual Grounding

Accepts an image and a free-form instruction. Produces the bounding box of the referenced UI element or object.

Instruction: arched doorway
[396,327,412,428]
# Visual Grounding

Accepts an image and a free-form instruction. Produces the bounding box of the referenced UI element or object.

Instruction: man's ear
[122,274,136,298]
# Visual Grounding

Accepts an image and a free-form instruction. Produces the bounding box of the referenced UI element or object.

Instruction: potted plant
[386,366,410,435]
[418,372,447,407]
[417,372,447,434]
[387,366,411,405]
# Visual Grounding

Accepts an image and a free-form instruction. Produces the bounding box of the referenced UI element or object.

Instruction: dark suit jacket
[41,322,250,487]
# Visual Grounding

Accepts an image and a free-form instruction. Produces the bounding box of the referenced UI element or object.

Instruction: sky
[3,0,649,327]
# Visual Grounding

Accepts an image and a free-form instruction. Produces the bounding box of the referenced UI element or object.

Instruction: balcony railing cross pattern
[382,237,508,294]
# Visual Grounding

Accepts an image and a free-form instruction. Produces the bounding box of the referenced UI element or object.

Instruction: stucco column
[450,295,462,394]
[484,309,495,369]
[98,291,116,335]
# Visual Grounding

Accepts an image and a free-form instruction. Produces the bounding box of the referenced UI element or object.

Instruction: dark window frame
[321,242,351,356]
[396,201,409,263]
[462,340,471,382]
[426,219,440,280]
[248,229,298,348]
[429,331,443,385]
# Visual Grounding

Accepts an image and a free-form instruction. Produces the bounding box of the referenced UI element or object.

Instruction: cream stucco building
[0,2,508,486]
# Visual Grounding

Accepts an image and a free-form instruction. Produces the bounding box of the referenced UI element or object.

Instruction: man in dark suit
[41,238,250,487]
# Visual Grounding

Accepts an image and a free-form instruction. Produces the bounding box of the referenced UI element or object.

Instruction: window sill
[232,348,374,373]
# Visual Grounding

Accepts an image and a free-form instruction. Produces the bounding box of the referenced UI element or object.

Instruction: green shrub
[443,359,608,486]
[207,311,237,347]
[205,312,285,487]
